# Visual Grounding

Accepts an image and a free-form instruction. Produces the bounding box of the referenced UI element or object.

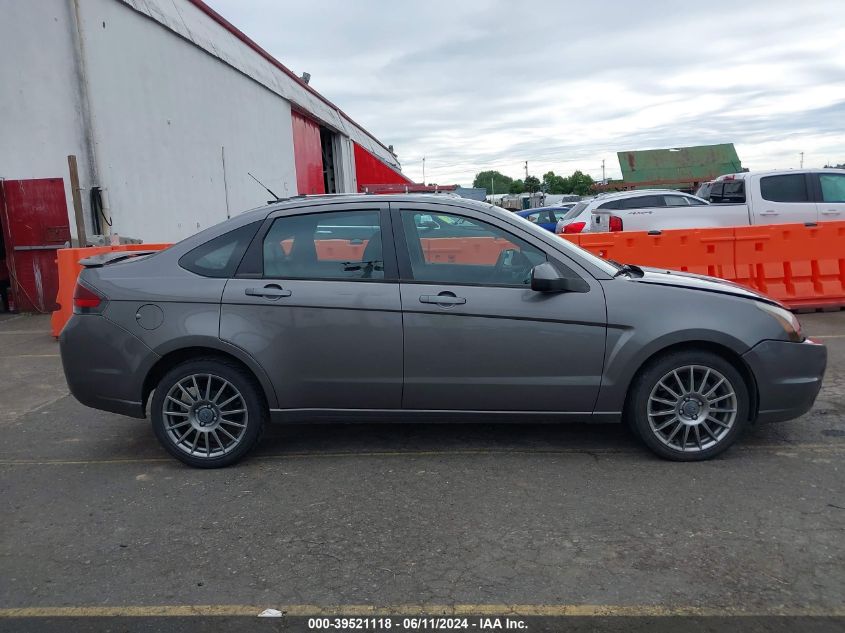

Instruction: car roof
[265,193,479,210]
[594,189,694,200]
[517,205,574,215]
[716,168,845,180]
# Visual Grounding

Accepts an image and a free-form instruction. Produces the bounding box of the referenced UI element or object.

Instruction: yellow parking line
[1,604,843,618]
[0,443,842,466]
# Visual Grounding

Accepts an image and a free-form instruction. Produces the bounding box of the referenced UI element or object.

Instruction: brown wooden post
[67,155,87,247]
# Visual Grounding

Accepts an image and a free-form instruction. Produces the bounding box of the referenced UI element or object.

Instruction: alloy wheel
[647,364,738,452]
[162,373,248,458]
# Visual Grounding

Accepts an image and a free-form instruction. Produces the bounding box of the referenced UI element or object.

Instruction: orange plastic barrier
[733,222,845,309]
[421,236,515,265]
[51,243,171,338]
[51,222,845,338]
[574,228,736,280]
[565,222,845,310]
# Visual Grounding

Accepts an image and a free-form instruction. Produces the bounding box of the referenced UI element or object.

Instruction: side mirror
[530,262,589,293]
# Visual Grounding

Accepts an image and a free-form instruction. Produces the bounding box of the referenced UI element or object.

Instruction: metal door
[752,173,817,225]
[219,203,403,411]
[814,171,845,221]
[0,178,71,312]
[392,202,607,415]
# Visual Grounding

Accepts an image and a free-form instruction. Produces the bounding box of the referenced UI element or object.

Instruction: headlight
[755,302,803,342]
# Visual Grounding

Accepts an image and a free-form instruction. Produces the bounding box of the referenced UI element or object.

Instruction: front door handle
[420,293,466,306]
[821,209,840,215]
[245,284,292,299]
[759,210,778,216]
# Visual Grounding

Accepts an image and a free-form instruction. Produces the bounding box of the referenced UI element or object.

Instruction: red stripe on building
[354,143,414,191]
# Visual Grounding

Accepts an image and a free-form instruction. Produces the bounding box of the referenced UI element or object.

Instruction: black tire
[628,350,750,461]
[151,358,266,468]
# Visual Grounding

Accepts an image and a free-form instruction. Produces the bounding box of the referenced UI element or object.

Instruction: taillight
[73,282,105,313]
[563,221,586,234]
[608,215,624,232]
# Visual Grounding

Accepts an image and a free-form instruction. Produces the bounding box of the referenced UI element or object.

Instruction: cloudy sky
[207,0,845,186]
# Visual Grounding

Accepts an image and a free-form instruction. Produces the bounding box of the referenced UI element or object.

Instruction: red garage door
[0,178,71,313]
[291,111,326,195]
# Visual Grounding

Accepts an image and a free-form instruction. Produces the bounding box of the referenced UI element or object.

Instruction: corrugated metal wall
[618,144,743,184]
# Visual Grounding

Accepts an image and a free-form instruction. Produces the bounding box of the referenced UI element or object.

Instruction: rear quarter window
[179,221,261,278]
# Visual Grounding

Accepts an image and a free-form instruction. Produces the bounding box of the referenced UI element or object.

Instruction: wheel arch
[142,341,278,415]
[621,340,759,424]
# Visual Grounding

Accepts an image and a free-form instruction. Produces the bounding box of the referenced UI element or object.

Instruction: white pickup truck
[589,168,845,232]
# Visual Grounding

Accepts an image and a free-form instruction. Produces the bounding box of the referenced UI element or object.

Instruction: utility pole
[524,161,528,180]
[800,152,804,168]
[601,159,606,184]
[491,176,495,197]
[422,157,426,185]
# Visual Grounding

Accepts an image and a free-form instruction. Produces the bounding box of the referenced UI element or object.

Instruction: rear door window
[662,195,690,207]
[597,199,623,210]
[623,195,665,209]
[760,174,810,202]
[262,210,385,280]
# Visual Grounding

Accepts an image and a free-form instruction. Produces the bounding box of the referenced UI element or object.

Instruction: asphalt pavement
[1,311,843,631]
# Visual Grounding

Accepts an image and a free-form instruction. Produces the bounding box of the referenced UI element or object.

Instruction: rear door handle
[821,209,841,215]
[245,285,292,299]
[759,210,778,216]
[420,294,466,306]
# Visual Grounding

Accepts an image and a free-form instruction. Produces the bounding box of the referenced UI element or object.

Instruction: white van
[590,169,845,232]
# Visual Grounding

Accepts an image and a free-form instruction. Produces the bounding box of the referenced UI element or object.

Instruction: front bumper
[59,314,159,418]
[742,338,827,423]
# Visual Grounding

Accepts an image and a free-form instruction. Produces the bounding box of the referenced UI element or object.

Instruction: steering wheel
[493,248,533,284]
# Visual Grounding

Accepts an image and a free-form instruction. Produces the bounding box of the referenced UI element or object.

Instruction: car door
[753,173,817,224]
[219,203,403,410]
[391,201,607,415]
[814,171,845,221]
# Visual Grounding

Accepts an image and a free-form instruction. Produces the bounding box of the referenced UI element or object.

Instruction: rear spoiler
[79,250,158,268]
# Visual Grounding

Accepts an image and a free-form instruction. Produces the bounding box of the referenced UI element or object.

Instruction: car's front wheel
[629,350,750,461]
[151,358,266,468]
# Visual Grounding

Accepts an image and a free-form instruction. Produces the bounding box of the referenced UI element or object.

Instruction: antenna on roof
[248,171,281,202]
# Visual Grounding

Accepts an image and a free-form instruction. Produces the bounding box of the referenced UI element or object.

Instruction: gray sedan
[59,195,827,467]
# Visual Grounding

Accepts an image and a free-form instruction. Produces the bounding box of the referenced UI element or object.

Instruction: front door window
[400,210,546,287]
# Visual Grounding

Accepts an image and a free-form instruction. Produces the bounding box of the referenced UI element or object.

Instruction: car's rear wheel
[629,350,749,461]
[151,358,265,468]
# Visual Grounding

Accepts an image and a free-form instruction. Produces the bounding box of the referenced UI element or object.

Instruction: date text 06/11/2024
[306,616,528,630]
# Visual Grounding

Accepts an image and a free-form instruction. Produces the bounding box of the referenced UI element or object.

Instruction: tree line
[473,169,595,196]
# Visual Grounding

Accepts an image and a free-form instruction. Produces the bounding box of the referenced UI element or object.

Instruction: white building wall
[121,0,401,171]
[2,0,403,244]
[0,0,93,240]
[77,0,298,242]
